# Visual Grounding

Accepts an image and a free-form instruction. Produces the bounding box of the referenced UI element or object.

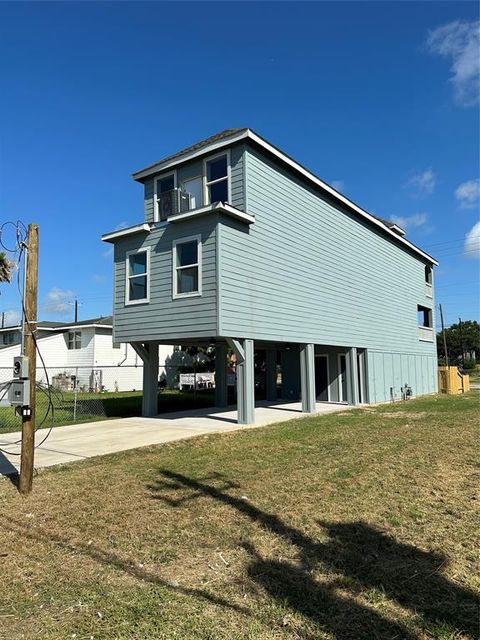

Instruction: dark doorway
[338,354,347,402]
[315,355,329,401]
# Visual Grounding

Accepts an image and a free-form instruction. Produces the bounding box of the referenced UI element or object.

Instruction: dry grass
[0,392,478,640]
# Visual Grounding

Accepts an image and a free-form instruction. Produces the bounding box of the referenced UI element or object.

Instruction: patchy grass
[0,393,478,639]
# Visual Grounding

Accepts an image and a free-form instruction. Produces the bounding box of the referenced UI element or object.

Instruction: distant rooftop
[0,316,113,332]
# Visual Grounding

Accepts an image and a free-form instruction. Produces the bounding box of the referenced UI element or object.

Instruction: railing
[425,282,433,298]
[418,326,434,342]
[157,189,191,221]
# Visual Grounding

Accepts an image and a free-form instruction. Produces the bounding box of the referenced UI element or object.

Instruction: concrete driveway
[0,400,350,476]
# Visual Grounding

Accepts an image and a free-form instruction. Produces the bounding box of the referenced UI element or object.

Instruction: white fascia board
[0,326,21,332]
[132,128,437,265]
[53,324,113,331]
[168,202,255,225]
[101,223,151,243]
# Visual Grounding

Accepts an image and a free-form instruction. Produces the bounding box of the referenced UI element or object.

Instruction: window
[2,332,14,345]
[173,235,202,298]
[204,152,229,204]
[126,248,150,305]
[417,305,433,328]
[68,331,81,350]
[182,176,203,210]
[425,266,432,285]
[154,172,176,221]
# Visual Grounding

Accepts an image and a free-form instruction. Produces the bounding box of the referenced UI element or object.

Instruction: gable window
[68,331,81,350]
[155,172,176,221]
[173,235,202,299]
[126,248,150,305]
[204,152,230,204]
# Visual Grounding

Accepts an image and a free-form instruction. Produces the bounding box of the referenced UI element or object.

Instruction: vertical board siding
[219,145,437,403]
[113,217,218,343]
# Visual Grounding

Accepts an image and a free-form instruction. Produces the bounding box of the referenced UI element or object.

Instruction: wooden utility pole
[19,224,39,494]
[439,303,449,395]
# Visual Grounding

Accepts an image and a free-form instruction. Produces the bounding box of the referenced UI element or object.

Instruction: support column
[300,343,316,413]
[228,338,255,424]
[266,349,277,403]
[346,347,359,406]
[215,342,228,408]
[132,342,159,417]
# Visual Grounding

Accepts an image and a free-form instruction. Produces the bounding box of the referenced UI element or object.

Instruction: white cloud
[331,179,345,191]
[405,169,436,196]
[2,310,21,327]
[427,20,480,106]
[390,213,428,229]
[455,179,480,209]
[464,221,480,258]
[41,288,74,315]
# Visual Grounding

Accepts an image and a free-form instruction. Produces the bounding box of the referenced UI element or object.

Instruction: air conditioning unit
[158,189,191,221]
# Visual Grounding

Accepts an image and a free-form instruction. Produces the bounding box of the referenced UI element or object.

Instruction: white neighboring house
[0,316,173,392]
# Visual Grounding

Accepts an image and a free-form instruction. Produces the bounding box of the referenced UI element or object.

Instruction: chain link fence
[0,362,235,435]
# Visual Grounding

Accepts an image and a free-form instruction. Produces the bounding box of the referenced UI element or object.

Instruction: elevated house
[102,129,438,423]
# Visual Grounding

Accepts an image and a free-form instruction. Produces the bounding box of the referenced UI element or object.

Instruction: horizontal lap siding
[113,218,218,343]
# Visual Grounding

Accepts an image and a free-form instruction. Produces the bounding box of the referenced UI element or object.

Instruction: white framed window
[172,235,202,299]
[203,151,231,205]
[182,176,203,210]
[2,332,14,346]
[154,171,177,222]
[125,247,150,305]
[68,330,81,350]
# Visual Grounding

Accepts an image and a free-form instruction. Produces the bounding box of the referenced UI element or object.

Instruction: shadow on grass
[2,512,249,617]
[150,470,478,640]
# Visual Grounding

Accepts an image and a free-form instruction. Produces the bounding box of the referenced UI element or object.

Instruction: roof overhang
[132,129,438,265]
[168,202,254,225]
[102,223,151,243]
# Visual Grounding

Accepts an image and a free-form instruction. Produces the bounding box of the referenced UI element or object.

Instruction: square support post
[132,341,159,417]
[300,343,316,413]
[346,347,360,406]
[235,338,255,424]
[266,349,278,402]
[215,342,228,408]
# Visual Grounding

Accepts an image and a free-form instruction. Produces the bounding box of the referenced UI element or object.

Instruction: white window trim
[153,171,177,223]
[181,175,203,210]
[203,150,231,205]
[125,247,150,306]
[172,234,202,300]
[68,330,82,350]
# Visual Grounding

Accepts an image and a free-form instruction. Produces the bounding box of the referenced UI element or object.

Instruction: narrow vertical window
[205,153,229,204]
[173,235,202,298]
[68,331,81,350]
[126,248,150,304]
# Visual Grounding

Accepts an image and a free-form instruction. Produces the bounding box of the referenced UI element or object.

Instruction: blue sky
[0,1,478,330]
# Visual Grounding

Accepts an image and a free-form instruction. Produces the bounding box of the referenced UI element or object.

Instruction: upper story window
[204,152,230,204]
[417,305,433,328]
[155,173,176,222]
[68,330,81,350]
[172,235,202,299]
[182,176,203,210]
[126,247,150,305]
[2,332,14,345]
[425,265,433,298]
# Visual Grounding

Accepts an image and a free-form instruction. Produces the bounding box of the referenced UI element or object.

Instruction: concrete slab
[0,400,350,476]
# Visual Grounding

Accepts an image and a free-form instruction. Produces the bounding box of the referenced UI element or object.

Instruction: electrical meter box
[13,355,29,379]
[8,379,30,406]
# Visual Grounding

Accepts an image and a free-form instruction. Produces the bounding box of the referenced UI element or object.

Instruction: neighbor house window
[204,152,229,204]
[2,333,14,346]
[173,235,202,298]
[417,305,433,328]
[68,331,81,350]
[126,248,150,305]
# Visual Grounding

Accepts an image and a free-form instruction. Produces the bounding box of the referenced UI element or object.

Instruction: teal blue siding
[218,145,437,402]
[113,217,218,343]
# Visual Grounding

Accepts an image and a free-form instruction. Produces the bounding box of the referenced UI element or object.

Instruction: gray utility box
[13,355,29,379]
[8,379,30,406]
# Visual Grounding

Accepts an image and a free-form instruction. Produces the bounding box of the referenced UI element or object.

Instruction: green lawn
[0,388,222,434]
[0,393,478,639]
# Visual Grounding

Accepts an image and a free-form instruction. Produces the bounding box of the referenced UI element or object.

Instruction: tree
[0,252,13,283]
[437,320,480,364]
